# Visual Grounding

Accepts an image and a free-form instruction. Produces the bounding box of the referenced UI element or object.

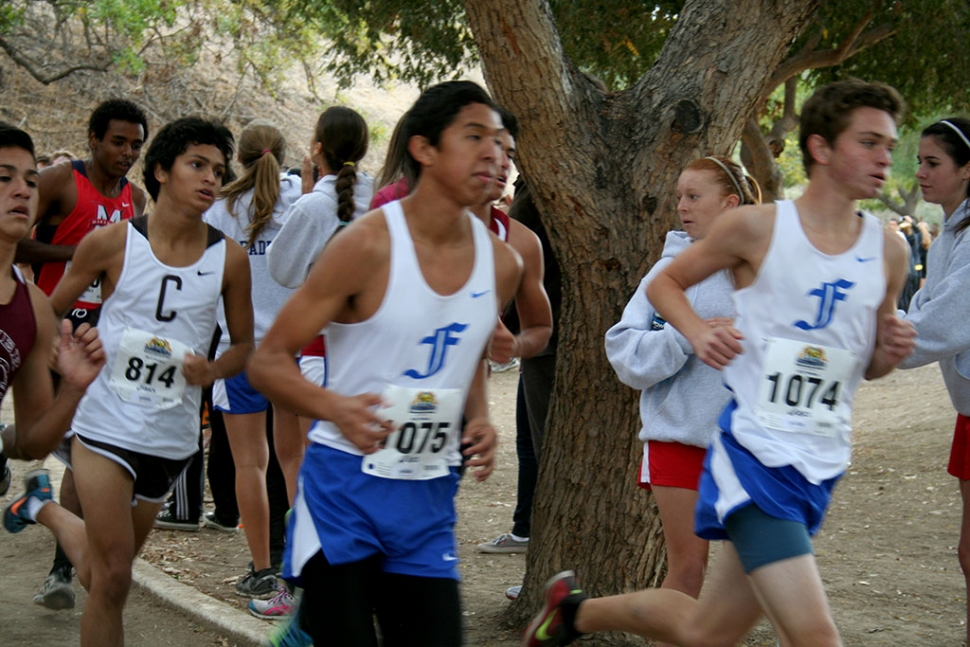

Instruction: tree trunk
[464,0,820,641]
[741,77,800,202]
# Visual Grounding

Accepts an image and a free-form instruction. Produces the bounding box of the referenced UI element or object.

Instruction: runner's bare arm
[2,287,104,459]
[184,240,253,386]
[489,223,550,363]
[49,222,126,318]
[494,236,523,317]
[462,360,496,481]
[250,219,395,452]
[131,184,147,217]
[15,161,77,264]
[866,230,917,379]
[648,206,767,369]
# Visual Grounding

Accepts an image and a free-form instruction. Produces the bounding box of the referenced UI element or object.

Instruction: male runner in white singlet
[250,81,522,646]
[523,81,917,647]
[4,117,254,647]
[0,123,104,473]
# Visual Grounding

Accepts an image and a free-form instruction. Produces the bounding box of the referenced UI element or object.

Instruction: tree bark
[742,78,799,202]
[464,0,820,641]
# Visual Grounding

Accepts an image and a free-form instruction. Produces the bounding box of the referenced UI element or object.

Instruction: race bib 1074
[754,337,857,437]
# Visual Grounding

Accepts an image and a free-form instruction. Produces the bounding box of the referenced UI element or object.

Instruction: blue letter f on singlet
[404,323,468,379]
[793,279,854,331]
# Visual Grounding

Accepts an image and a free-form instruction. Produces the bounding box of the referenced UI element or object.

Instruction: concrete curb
[131,558,270,647]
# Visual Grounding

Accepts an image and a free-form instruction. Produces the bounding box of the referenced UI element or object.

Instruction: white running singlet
[308,200,497,474]
[721,200,885,483]
[71,216,227,460]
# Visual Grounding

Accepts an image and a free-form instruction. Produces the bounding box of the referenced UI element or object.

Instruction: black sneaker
[235,561,278,599]
[202,510,238,533]
[155,507,200,532]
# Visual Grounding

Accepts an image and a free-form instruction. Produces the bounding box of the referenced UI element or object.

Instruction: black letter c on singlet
[156,275,182,322]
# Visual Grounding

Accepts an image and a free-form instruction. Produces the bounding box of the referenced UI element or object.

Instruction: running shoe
[155,507,200,532]
[33,568,76,610]
[203,510,239,533]
[489,357,520,373]
[236,562,278,599]
[506,585,522,600]
[522,571,588,647]
[249,587,296,619]
[477,532,530,553]
[266,600,313,647]
[3,469,53,533]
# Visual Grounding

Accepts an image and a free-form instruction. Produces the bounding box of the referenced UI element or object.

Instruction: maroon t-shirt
[0,268,37,401]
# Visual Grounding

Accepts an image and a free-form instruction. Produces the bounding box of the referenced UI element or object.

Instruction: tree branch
[0,37,110,84]
[877,193,909,216]
[768,15,895,89]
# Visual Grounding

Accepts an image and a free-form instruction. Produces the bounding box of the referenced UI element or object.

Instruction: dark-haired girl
[900,117,970,643]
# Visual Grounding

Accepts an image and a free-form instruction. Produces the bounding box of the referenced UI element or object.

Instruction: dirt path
[3,364,964,646]
[153,364,966,645]
[0,460,254,646]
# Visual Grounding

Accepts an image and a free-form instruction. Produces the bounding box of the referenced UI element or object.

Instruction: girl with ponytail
[203,120,304,600]
[268,106,372,288]
[266,106,373,501]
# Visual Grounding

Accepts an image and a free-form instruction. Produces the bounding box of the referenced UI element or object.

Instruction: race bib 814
[107,328,190,409]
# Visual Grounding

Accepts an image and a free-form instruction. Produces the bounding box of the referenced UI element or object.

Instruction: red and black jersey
[36,160,136,306]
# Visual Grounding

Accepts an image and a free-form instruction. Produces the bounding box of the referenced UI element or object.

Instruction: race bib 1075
[361,384,462,480]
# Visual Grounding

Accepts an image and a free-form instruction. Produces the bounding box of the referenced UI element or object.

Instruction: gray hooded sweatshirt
[901,199,970,415]
[605,230,735,448]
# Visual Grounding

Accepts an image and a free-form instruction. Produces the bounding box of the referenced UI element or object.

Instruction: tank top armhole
[130,215,149,238]
[381,201,408,296]
[205,224,226,248]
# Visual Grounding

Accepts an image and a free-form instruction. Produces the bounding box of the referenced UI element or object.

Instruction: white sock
[26,496,51,522]
[510,533,529,543]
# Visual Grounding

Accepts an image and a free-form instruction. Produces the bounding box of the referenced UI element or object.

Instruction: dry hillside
[0,47,464,182]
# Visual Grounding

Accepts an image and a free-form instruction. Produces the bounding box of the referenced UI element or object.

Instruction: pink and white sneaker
[248,587,296,620]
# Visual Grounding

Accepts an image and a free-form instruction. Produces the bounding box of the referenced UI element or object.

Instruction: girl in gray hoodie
[605,156,760,634]
[900,117,970,644]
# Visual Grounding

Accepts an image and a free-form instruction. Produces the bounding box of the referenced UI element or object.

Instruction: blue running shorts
[212,371,269,414]
[284,443,462,585]
[695,424,840,541]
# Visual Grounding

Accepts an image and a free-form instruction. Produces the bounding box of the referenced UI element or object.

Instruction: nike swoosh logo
[122,202,131,208]
[471,290,490,298]
[197,270,215,276]
[855,256,877,263]
[536,612,558,641]
[9,499,24,516]
[442,553,459,562]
